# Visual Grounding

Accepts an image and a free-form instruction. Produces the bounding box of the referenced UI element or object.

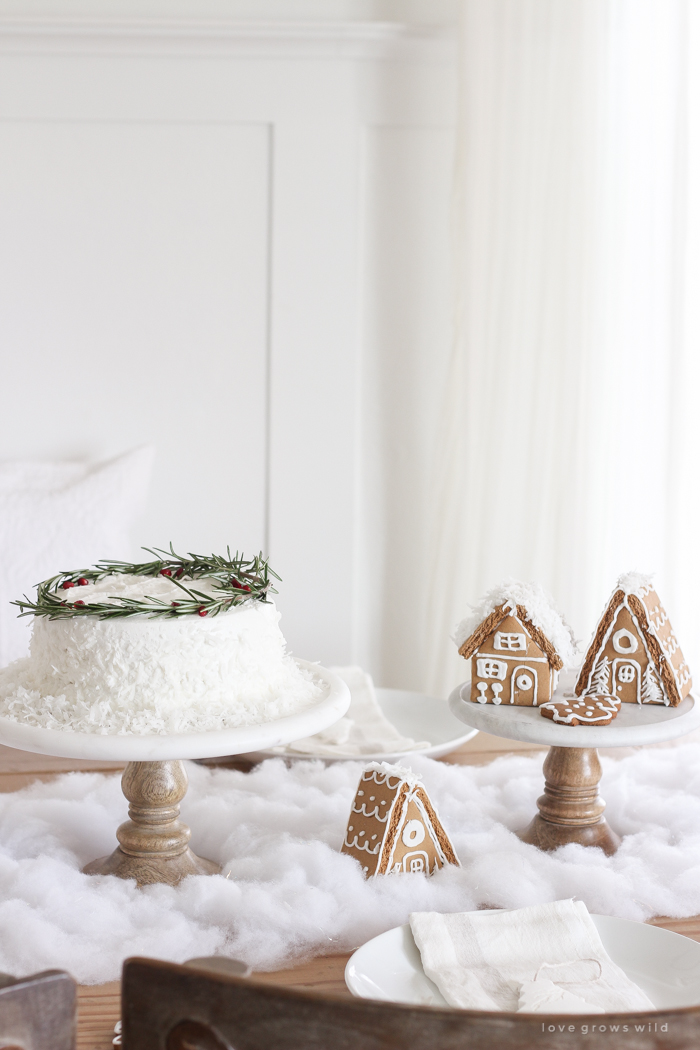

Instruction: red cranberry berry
[74,600,85,607]
[198,607,208,617]
[243,585,251,593]
[78,578,89,586]
[175,568,184,578]
[62,581,75,590]
[160,568,172,577]
[171,602,180,607]
[231,578,241,589]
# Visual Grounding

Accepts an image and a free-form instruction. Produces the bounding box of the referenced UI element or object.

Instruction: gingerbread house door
[612,659,640,703]
[510,665,538,705]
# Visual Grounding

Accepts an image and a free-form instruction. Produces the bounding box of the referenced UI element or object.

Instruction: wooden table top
[0,726,697,1050]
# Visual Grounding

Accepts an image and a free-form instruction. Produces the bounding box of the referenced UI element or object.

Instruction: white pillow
[0,447,153,666]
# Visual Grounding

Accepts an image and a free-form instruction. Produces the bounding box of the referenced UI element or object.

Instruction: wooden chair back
[0,969,75,1050]
[122,956,700,1050]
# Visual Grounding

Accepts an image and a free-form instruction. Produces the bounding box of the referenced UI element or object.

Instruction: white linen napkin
[409,900,655,1013]
[276,666,429,757]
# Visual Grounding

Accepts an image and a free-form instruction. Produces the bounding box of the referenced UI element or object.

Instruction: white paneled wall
[0,121,270,555]
[0,17,456,679]
[359,126,455,688]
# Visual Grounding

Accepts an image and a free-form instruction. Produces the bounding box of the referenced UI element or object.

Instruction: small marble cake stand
[449,673,700,855]
[0,660,349,886]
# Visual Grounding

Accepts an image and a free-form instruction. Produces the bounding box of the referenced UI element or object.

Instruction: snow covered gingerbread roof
[454,580,577,670]
[575,572,692,706]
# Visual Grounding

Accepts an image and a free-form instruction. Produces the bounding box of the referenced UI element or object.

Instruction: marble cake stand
[0,660,349,887]
[449,673,700,855]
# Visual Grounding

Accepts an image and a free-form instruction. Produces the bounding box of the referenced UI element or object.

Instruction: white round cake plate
[448,672,700,855]
[345,919,700,1012]
[240,689,478,764]
[448,672,700,748]
[0,660,350,887]
[0,660,350,762]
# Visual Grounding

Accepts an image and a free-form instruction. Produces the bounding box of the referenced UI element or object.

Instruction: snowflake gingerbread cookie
[340,762,459,877]
[540,695,621,726]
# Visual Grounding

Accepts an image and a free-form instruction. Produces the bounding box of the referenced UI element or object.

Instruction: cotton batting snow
[2,747,700,983]
[454,579,577,666]
[0,582,321,733]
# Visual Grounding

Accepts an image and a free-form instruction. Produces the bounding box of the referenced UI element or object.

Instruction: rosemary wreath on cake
[13,545,279,620]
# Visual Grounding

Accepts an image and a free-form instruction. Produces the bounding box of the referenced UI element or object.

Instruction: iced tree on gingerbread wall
[641,663,663,704]
[590,655,611,694]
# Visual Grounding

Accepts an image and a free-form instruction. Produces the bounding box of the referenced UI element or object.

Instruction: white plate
[449,672,700,748]
[0,660,350,762]
[238,689,478,763]
[345,918,700,1012]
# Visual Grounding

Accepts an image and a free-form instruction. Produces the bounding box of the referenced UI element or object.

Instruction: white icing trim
[474,651,548,664]
[362,761,422,789]
[494,631,527,652]
[351,802,389,822]
[393,850,430,874]
[613,628,638,654]
[401,819,426,848]
[343,832,381,855]
[509,664,538,705]
[582,598,663,703]
[612,658,641,703]
[475,657,508,680]
[381,787,458,875]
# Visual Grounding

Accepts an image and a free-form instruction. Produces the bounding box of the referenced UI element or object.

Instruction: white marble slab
[0,660,350,762]
[449,671,700,748]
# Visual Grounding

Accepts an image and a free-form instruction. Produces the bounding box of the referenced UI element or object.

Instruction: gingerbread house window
[476,658,508,679]
[494,631,527,651]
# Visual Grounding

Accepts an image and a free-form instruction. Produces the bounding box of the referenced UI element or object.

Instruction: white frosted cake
[0,568,323,734]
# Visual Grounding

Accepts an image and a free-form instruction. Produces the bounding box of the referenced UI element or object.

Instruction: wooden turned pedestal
[83,760,221,887]
[517,746,621,855]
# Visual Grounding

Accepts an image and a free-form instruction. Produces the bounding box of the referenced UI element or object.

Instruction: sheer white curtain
[425,0,700,696]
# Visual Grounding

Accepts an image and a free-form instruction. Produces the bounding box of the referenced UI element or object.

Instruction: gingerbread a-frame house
[341,763,459,878]
[575,573,692,707]
[456,582,576,706]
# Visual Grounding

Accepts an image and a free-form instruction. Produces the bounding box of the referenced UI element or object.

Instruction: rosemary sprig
[13,544,279,620]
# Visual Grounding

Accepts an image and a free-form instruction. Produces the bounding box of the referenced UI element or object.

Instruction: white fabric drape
[425,0,700,696]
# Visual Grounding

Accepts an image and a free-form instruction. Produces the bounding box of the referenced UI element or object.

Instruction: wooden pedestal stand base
[517,746,621,856]
[83,760,221,887]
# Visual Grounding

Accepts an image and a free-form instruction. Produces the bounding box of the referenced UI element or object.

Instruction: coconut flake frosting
[0,575,323,734]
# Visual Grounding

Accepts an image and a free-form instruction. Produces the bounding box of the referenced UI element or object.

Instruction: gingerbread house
[341,763,459,878]
[455,581,576,706]
[575,573,692,707]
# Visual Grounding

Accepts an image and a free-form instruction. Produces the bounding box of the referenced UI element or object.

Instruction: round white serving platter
[449,672,700,748]
[0,660,350,762]
[345,918,700,1012]
[241,689,478,763]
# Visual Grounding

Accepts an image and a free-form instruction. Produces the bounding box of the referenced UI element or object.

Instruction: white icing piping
[343,833,381,855]
[351,803,389,822]
[362,762,422,790]
[584,598,669,705]
[383,787,454,874]
[648,605,668,631]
